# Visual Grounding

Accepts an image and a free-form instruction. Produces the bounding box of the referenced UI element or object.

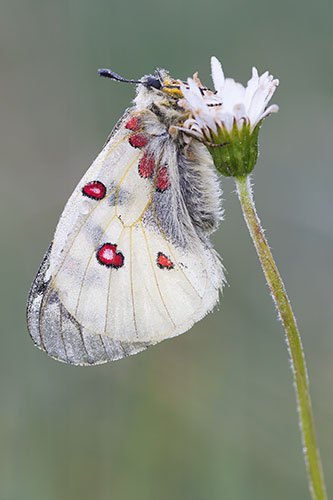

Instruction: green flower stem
[235,174,327,500]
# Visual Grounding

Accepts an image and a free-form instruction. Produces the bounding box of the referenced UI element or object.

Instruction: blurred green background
[1,0,332,498]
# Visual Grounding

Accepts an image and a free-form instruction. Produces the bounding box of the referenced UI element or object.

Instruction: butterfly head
[141,69,183,98]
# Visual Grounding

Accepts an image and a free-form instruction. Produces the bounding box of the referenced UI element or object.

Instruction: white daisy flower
[176,57,279,177]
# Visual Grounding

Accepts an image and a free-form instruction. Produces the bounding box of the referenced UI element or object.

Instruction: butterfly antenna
[98,68,141,84]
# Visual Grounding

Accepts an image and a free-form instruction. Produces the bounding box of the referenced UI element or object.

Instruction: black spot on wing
[107,187,129,207]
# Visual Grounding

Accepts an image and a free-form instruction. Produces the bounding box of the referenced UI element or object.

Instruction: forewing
[27,110,224,364]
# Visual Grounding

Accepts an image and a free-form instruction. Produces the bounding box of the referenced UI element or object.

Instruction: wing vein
[51,279,90,359]
[130,227,139,338]
[104,227,126,334]
[150,204,203,300]
[99,335,108,357]
[104,267,113,334]
[59,303,69,362]
[140,220,176,328]
[74,214,117,316]
[38,281,55,352]
[63,135,129,220]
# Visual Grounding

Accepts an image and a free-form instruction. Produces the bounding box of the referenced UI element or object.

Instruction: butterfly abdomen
[177,144,222,235]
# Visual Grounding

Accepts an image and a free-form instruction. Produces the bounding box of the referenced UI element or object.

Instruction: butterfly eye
[145,76,162,90]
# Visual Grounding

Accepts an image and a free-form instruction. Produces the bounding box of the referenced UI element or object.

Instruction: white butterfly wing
[27,110,224,364]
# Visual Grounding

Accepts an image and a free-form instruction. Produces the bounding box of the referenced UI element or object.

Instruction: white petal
[202,111,219,135]
[218,111,234,133]
[244,67,259,110]
[180,78,205,110]
[222,79,245,113]
[233,102,247,121]
[260,71,269,81]
[259,104,279,121]
[204,93,223,106]
[211,56,225,95]
[247,96,265,125]
[247,75,278,125]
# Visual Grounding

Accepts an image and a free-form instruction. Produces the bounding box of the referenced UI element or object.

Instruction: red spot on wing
[125,116,140,131]
[129,133,148,149]
[82,181,106,200]
[97,243,124,268]
[138,151,155,178]
[156,166,170,192]
[157,252,174,270]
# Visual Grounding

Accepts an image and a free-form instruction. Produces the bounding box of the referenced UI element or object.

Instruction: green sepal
[206,120,261,177]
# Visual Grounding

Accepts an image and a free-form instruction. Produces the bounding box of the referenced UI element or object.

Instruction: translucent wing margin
[27,244,151,365]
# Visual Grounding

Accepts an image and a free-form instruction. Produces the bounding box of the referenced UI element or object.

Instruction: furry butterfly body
[27,69,224,365]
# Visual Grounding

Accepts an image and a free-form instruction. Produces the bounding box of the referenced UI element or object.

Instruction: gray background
[1,0,332,498]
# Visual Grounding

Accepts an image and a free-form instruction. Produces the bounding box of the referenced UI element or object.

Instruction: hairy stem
[235,174,327,500]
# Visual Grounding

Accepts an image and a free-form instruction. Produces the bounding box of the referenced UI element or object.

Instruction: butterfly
[26,67,225,365]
